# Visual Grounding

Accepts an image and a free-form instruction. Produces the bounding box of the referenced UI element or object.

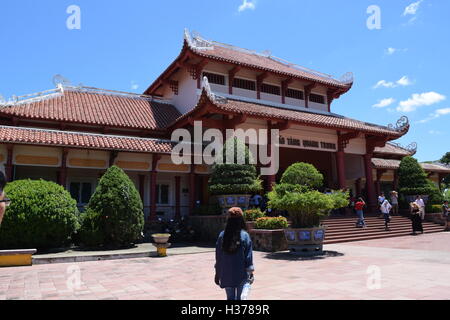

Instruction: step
[324,226,445,240]
[324,226,444,238]
[323,222,441,232]
[324,228,444,244]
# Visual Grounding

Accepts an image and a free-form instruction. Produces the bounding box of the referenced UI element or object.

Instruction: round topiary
[0,179,80,249]
[79,165,144,248]
[280,162,324,190]
[398,156,433,195]
[209,138,262,195]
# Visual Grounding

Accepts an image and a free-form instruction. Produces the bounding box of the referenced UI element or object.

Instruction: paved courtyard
[1,232,449,300]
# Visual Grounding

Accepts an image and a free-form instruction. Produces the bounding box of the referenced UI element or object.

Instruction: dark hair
[0,171,6,194]
[222,215,247,254]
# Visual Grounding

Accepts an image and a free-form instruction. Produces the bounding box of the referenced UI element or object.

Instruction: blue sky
[0,0,449,162]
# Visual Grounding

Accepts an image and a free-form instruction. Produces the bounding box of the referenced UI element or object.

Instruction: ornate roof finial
[388,116,409,133]
[202,76,228,104]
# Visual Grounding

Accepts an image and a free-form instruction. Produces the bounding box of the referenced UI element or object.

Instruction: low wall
[189,215,227,243]
[250,229,288,252]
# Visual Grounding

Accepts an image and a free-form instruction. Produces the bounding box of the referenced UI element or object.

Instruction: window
[285,88,304,100]
[156,184,170,205]
[202,72,225,86]
[70,182,93,209]
[232,78,256,91]
[309,93,325,104]
[261,83,281,96]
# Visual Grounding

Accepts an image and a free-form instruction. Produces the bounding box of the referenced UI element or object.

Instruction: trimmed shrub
[243,208,265,222]
[280,162,323,190]
[0,179,80,249]
[209,138,262,195]
[79,166,144,248]
[425,180,444,212]
[429,204,443,214]
[398,156,433,195]
[255,216,289,230]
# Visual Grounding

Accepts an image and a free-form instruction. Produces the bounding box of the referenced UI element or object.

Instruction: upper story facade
[145,30,354,116]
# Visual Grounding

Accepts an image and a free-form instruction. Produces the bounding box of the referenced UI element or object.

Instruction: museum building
[0,30,448,219]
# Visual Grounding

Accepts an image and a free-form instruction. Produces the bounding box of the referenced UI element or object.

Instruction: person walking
[443,201,449,231]
[390,191,399,216]
[354,197,366,228]
[415,195,426,220]
[378,192,386,217]
[215,207,255,300]
[380,198,392,231]
[410,202,424,235]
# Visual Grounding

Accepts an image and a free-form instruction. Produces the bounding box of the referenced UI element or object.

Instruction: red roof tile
[0,126,173,154]
[172,90,409,137]
[372,158,450,173]
[374,143,416,156]
[187,40,350,89]
[0,88,181,131]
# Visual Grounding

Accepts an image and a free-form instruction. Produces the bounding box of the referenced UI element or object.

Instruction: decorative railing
[387,116,410,133]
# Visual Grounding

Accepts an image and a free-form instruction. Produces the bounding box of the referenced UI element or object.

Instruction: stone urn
[152,233,171,257]
[283,226,326,256]
[216,194,251,214]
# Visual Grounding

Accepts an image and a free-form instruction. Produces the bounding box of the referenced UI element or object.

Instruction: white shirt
[415,199,425,208]
[380,200,392,214]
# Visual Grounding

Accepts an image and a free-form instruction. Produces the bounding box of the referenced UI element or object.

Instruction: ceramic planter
[283,226,326,255]
[151,233,171,257]
[216,194,251,214]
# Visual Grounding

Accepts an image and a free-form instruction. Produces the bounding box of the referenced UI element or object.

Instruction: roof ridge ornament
[339,72,354,85]
[388,116,409,133]
[202,76,228,104]
[184,29,214,51]
[388,141,417,154]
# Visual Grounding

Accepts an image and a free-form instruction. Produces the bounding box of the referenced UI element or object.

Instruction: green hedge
[0,179,80,249]
[255,217,289,230]
[79,166,144,248]
[243,208,265,222]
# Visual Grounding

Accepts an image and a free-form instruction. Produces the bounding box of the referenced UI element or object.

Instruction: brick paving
[0,232,449,300]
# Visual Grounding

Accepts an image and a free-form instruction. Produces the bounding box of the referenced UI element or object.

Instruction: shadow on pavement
[264,250,344,261]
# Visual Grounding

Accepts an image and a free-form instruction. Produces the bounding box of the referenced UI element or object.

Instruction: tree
[79,166,144,248]
[0,179,79,249]
[208,138,262,195]
[398,156,433,195]
[440,152,450,187]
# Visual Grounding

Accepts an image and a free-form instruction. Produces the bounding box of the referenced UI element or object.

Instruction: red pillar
[175,176,181,219]
[138,175,145,204]
[364,153,377,212]
[5,145,14,182]
[266,122,276,191]
[59,149,68,188]
[336,150,346,190]
[149,171,157,221]
[189,171,196,215]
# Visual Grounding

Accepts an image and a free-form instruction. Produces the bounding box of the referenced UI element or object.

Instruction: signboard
[279,136,337,152]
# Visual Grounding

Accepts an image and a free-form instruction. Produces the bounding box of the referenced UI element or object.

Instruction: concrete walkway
[0,232,449,300]
[32,243,215,264]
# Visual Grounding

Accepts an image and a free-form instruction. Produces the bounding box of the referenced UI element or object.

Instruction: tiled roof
[0,126,174,154]
[372,158,450,173]
[0,87,181,131]
[173,90,408,137]
[186,36,350,89]
[374,143,416,156]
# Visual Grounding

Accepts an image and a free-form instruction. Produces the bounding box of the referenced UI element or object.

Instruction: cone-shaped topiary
[398,156,433,195]
[208,138,262,195]
[0,179,80,249]
[79,166,144,248]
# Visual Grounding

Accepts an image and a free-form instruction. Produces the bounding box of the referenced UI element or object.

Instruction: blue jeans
[356,210,365,226]
[225,285,244,300]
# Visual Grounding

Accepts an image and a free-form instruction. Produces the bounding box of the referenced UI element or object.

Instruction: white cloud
[403,0,423,16]
[386,48,397,55]
[435,107,450,116]
[373,76,413,89]
[238,0,256,12]
[398,92,446,113]
[417,108,450,124]
[429,130,442,135]
[131,81,139,90]
[373,98,396,108]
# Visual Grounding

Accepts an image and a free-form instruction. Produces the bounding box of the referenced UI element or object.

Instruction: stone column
[364,153,377,212]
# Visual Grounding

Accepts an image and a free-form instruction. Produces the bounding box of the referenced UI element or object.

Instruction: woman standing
[410,202,424,235]
[380,199,392,231]
[215,207,255,300]
[354,197,366,228]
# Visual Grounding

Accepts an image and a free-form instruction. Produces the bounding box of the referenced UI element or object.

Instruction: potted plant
[243,208,265,231]
[208,138,262,214]
[250,217,289,252]
[268,163,348,255]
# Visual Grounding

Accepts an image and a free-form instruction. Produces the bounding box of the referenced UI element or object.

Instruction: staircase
[322,215,446,244]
